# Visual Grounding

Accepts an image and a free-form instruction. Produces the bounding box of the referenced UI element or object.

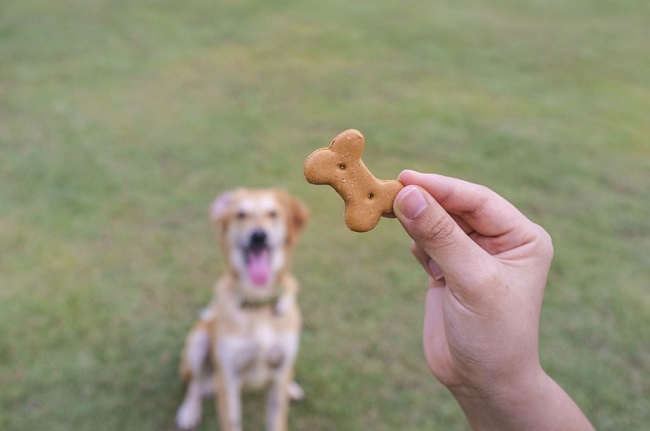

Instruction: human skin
[392,169,594,431]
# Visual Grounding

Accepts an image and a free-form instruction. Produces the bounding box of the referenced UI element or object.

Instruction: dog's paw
[176,398,202,430]
[288,381,305,401]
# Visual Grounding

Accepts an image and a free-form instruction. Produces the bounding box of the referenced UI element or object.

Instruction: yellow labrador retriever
[176,188,309,431]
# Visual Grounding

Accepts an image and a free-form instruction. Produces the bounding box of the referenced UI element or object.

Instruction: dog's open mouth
[245,247,271,287]
[244,230,272,287]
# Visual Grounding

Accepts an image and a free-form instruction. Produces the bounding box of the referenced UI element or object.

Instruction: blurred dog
[176,188,309,431]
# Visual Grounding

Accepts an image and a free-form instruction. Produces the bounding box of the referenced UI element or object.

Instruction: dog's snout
[250,229,267,249]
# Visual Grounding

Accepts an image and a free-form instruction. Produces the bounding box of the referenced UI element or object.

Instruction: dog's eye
[236,211,247,220]
[268,210,278,219]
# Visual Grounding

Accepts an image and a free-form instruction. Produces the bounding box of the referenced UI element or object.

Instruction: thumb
[394,185,494,290]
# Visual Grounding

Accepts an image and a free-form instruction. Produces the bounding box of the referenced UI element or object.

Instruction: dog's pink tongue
[248,250,271,287]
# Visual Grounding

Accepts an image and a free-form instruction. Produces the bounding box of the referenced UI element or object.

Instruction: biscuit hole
[367,192,375,200]
[338,163,346,170]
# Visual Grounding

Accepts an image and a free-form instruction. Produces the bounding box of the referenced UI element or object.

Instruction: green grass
[1,0,648,429]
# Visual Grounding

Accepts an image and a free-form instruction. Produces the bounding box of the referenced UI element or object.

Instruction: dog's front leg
[265,332,299,431]
[265,373,291,431]
[216,337,258,431]
[176,321,214,430]
[215,371,242,431]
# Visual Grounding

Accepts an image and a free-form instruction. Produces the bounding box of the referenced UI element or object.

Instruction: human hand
[393,170,592,430]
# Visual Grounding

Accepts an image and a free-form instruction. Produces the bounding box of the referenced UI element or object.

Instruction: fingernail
[398,186,427,220]
[428,259,444,281]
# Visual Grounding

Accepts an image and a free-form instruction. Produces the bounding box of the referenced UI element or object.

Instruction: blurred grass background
[1,0,648,429]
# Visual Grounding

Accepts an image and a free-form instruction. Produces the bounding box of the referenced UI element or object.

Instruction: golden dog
[176,188,309,430]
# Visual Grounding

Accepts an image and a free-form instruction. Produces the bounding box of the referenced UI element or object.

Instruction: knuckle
[532,223,554,262]
[409,240,419,256]
[419,213,457,249]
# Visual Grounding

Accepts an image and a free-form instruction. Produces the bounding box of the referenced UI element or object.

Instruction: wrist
[450,368,593,431]
[451,367,548,430]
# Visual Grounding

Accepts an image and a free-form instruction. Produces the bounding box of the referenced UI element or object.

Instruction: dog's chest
[216,317,299,390]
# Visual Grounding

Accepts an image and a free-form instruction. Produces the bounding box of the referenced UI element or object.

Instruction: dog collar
[240,294,280,309]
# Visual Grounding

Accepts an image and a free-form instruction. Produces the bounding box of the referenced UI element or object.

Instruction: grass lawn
[1,0,648,429]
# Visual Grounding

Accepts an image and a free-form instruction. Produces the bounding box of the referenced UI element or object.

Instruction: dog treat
[304,129,404,232]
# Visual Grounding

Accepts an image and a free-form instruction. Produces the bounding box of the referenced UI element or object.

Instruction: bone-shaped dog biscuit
[304,129,404,232]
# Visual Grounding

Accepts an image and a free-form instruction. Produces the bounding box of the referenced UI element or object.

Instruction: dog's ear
[276,190,309,244]
[289,195,310,236]
[210,190,234,225]
[289,196,309,242]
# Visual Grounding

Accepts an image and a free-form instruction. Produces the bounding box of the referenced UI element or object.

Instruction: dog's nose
[250,229,267,249]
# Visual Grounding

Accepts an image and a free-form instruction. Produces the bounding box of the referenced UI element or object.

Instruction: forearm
[453,370,594,431]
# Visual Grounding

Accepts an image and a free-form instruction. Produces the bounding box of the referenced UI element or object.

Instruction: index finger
[397,170,530,237]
